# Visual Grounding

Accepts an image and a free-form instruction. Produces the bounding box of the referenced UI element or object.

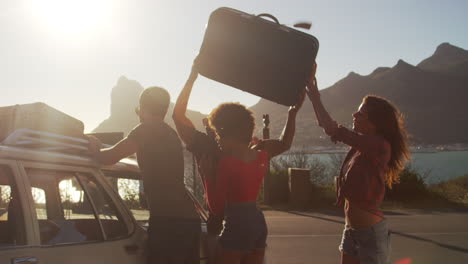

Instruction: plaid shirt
[334,125,391,217]
[185,128,220,201]
[185,127,224,234]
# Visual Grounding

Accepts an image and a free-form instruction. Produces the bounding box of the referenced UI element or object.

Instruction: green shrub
[271,150,332,185]
[386,166,427,201]
[327,153,345,180]
[430,174,468,205]
[308,158,329,185]
[267,169,290,204]
[309,184,336,208]
[267,151,332,206]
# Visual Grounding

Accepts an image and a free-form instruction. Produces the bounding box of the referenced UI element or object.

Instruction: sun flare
[30,0,111,36]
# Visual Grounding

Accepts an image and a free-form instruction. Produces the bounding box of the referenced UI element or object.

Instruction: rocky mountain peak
[110,76,143,117]
[434,42,466,57]
[95,42,468,144]
[395,59,413,68]
[370,67,390,75]
[389,59,421,76]
[339,71,363,83]
[347,71,360,78]
[93,76,206,134]
[417,43,468,73]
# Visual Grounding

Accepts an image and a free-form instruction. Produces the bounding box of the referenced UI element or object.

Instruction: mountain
[251,43,468,146]
[93,76,142,134]
[94,43,468,146]
[93,76,206,135]
[418,43,468,75]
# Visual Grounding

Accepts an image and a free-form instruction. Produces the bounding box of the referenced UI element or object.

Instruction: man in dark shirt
[88,87,200,264]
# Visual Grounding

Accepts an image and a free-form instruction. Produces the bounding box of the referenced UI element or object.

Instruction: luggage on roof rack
[86,132,124,145]
[0,102,85,142]
[3,128,89,153]
[2,129,115,156]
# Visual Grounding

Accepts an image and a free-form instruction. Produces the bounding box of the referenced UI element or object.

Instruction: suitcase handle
[256,13,280,24]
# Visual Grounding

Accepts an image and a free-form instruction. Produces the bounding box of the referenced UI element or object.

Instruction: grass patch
[260,164,468,211]
[309,184,336,209]
[384,168,468,209]
[257,151,468,211]
[429,174,468,206]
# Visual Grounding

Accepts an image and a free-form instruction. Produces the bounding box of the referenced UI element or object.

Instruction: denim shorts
[339,219,391,264]
[219,203,268,252]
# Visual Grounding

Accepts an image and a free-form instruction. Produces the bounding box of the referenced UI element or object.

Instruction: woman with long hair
[306,64,410,264]
[173,61,306,264]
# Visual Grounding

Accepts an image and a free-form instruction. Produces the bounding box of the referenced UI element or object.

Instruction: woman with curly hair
[306,64,410,264]
[173,61,305,264]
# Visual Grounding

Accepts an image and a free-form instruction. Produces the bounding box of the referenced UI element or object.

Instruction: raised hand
[87,136,103,155]
[289,88,307,114]
[306,63,319,98]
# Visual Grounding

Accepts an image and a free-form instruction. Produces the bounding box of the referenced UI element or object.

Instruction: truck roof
[0,129,140,175]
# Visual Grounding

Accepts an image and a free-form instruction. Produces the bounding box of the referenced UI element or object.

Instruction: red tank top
[204,150,268,216]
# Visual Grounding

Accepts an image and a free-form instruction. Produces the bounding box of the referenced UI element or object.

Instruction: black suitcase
[0,102,85,142]
[197,7,319,106]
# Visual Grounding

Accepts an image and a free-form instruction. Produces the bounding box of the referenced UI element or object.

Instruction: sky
[1,0,467,132]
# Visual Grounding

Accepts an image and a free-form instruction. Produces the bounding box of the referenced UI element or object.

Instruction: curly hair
[363,95,410,188]
[207,103,255,145]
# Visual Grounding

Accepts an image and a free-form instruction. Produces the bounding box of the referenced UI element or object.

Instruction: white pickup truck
[0,128,215,264]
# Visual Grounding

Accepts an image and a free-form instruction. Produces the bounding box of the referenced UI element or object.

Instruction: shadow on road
[381,211,409,215]
[285,211,345,225]
[391,231,468,254]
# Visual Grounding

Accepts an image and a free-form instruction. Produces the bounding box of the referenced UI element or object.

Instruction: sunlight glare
[30,0,111,35]
[59,179,82,203]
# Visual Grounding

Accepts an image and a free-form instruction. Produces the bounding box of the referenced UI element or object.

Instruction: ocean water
[306,151,468,184]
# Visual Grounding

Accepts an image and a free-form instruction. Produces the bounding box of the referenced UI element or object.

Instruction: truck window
[0,166,26,247]
[103,171,150,227]
[77,173,129,239]
[31,187,47,220]
[26,169,103,245]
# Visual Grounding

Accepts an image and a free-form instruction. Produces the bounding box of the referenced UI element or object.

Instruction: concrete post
[288,168,311,209]
[262,114,271,204]
[192,153,197,193]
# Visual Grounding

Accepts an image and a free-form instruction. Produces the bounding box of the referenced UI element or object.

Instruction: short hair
[139,86,170,117]
[207,103,255,144]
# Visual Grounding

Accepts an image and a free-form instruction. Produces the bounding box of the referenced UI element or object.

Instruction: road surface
[264,209,468,264]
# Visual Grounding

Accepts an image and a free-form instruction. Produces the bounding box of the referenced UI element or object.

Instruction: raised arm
[253,88,306,158]
[306,65,388,155]
[305,63,338,136]
[172,64,199,146]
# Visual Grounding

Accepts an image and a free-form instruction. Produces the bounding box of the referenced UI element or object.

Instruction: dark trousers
[148,216,201,264]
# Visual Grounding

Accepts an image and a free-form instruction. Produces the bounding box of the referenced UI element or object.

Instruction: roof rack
[2,129,92,155]
[86,132,123,145]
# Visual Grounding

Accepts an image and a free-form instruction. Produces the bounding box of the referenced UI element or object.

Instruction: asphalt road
[263,209,468,264]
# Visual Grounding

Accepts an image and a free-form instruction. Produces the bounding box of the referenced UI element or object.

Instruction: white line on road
[265,216,342,220]
[269,234,341,238]
[269,232,468,238]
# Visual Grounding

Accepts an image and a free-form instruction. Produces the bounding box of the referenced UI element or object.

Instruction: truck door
[14,162,146,264]
[0,161,36,264]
